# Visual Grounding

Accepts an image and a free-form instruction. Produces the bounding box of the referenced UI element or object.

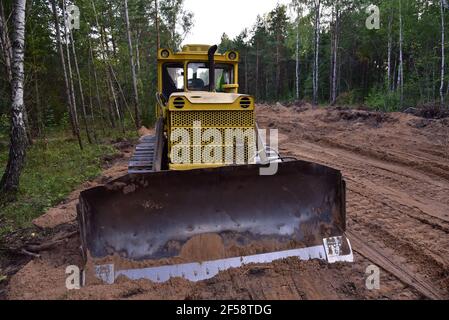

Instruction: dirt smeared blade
[77,160,347,265]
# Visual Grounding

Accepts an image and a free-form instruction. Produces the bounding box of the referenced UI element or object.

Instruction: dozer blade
[77,160,353,284]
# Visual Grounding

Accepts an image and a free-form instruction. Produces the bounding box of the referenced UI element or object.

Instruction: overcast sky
[182,0,291,46]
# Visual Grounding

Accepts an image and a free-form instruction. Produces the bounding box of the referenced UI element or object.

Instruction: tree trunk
[295,13,300,101]
[313,0,321,106]
[135,29,141,75]
[108,69,124,133]
[398,0,404,107]
[387,9,393,91]
[392,57,397,92]
[89,39,107,131]
[107,0,118,58]
[86,52,98,141]
[155,0,160,51]
[1,0,32,145]
[331,2,339,106]
[69,29,93,144]
[275,34,280,99]
[0,0,13,83]
[440,0,445,106]
[433,55,436,102]
[255,41,259,99]
[62,2,80,137]
[0,0,28,196]
[51,0,82,149]
[244,49,248,94]
[265,69,269,100]
[34,66,42,136]
[124,0,141,128]
[110,65,136,125]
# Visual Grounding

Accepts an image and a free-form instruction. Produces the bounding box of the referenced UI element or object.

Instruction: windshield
[187,62,233,92]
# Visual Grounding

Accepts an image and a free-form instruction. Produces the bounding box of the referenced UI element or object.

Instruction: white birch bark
[124,0,141,127]
[398,0,404,107]
[313,0,321,106]
[0,0,28,193]
[440,0,445,106]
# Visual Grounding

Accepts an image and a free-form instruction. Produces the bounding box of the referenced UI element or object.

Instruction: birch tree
[290,0,303,101]
[155,0,160,51]
[124,0,141,128]
[330,0,340,105]
[0,0,28,195]
[69,30,93,144]
[397,0,404,107]
[1,0,32,145]
[62,0,81,142]
[387,7,393,91]
[51,0,83,149]
[440,0,446,106]
[313,0,321,106]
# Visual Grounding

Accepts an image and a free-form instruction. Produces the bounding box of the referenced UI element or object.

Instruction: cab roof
[158,45,240,62]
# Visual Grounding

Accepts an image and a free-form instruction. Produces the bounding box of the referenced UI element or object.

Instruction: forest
[222,0,449,110]
[0,0,449,227]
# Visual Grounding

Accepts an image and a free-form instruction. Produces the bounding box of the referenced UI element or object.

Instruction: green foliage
[336,90,363,106]
[0,131,119,234]
[0,114,8,134]
[365,89,401,112]
[216,0,449,108]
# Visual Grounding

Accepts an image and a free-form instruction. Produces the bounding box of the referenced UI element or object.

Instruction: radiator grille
[169,110,256,165]
[170,110,254,127]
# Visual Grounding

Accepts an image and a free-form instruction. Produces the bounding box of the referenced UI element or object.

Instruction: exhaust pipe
[208,45,218,92]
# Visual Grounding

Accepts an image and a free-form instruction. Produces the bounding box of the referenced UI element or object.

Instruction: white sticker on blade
[323,236,354,263]
[95,264,115,284]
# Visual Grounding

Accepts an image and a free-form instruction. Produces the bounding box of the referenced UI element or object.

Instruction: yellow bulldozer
[77,45,353,284]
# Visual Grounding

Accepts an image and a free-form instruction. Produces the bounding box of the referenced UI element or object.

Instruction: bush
[336,89,364,106]
[365,89,400,112]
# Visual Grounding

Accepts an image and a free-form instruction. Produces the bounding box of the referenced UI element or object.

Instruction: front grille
[170,110,254,127]
[171,144,257,164]
[169,110,256,165]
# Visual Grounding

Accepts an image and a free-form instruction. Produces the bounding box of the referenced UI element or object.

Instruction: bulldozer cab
[158,45,239,104]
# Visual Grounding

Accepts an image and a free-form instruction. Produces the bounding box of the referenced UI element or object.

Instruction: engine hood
[171,91,250,104]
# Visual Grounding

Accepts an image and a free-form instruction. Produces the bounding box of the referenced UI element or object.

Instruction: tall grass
[0,131,122,235]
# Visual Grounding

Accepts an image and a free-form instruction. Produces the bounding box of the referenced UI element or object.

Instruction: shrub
[365,89,400,112]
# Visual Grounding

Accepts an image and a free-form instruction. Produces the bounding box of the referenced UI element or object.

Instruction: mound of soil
[404,104,449,119]
[320,108,396,128]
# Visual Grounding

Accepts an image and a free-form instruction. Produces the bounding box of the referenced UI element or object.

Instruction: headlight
[228,51,237,60]
[161,49,170,58]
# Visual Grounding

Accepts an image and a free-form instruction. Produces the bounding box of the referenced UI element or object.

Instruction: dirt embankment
[3,108,449,300]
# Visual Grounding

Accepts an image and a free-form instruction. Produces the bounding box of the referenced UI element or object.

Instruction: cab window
[187,63,233,92]
[162,63,184,99]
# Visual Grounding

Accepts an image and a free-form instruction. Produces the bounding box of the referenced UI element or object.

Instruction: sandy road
[257,104,449,299]
[4,105,449,300]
